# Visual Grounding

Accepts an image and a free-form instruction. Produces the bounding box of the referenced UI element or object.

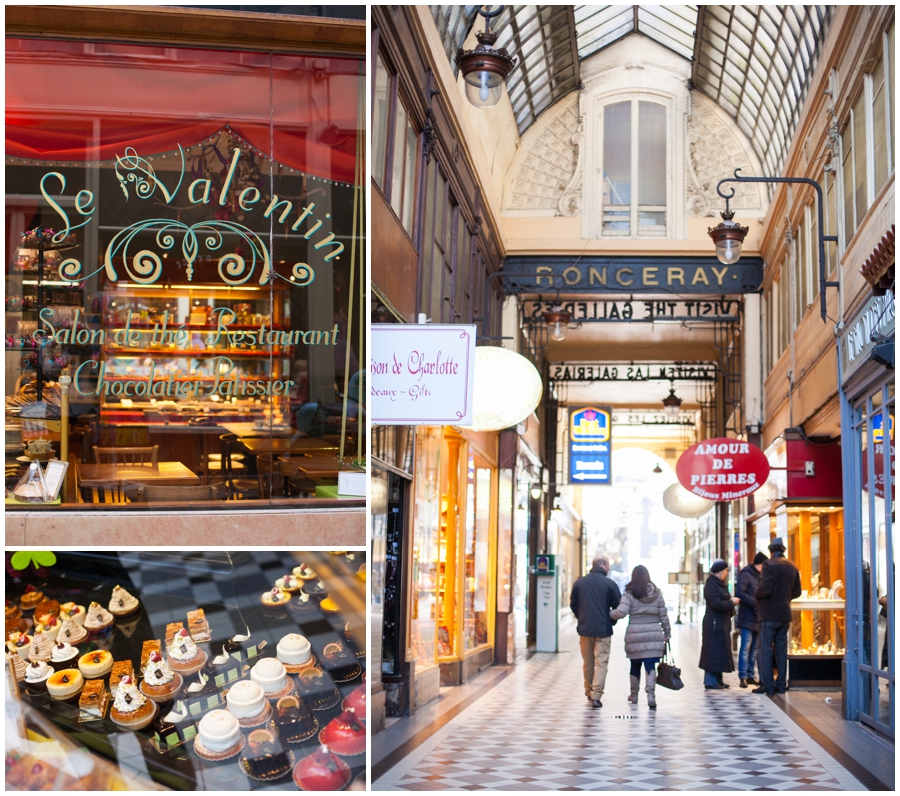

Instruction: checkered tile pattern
[377,623,861,791]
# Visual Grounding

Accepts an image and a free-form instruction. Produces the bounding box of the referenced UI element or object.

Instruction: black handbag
[656,641,684,690]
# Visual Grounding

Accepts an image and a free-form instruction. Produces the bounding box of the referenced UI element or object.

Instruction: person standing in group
[609,564,670,709]
[570,555,622,708]
[699,559,740,689]
[735,551,768,688]
[754,537,801,695]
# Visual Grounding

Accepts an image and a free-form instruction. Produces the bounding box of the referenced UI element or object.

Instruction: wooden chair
[92,445,159,466]
[256,453,285,498]
[79,482,128,504]
[124,482,227,503]
[220,435,257,500]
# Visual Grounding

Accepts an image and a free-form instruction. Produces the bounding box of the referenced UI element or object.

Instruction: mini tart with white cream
[193,709,245,761]
[49,641,79,671]
[274,573,303,594]
[24,660,54,693]
[108,585,140,617]
[110,675,158,729]
[292,563,318,581]
[250,656,292,697]
[260,586,290,609]
[287,591,318,616]
[276,633,315,673]
[166,628,207,675]
[83,602,114,633]
[300,579,327,601]
[140,651,183,702]
[47,668,84,701]
[57,618,87,645]
[78,649,114,679]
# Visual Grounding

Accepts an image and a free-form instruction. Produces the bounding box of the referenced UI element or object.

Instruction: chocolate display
[272,695,318,743]
[240,729,293,781]
[320,641,362,683]
[296,667,342,711]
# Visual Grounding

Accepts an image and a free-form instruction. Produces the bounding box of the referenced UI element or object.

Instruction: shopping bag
[656,641,684,690]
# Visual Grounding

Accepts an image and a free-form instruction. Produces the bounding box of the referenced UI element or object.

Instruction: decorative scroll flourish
[57,218,318,287]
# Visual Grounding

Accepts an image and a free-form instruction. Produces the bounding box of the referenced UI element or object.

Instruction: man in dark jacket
[735,552,767,687]
[571,555,621,708]
[754,538,801,695]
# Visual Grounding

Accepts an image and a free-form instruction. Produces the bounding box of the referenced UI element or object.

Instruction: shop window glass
[852,91,869,221]
[438,437,465,658]
[373,53,390,190]
[6,39,364,509]
[601,99,667,237]
[371,468,388,683]
[390,101,418,235]
[602,101,632,236]
[410,427,441,668]
[464,457,492,650]
[841,120,855,236]
[497,470,514,614]
[872,54,888,192]
[860,407,872,667]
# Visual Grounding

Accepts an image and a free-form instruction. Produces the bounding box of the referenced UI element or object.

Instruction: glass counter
[5,550,366,791]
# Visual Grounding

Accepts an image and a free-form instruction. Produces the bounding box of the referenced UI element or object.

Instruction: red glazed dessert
[341,684,366,720]
[292,745,351,792]
[319,708,365,757]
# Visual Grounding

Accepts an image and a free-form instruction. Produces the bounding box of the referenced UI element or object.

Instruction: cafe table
[77,461,200,488]
[276,454,360,481]
[238,436,339,456]
[218,422,298,438]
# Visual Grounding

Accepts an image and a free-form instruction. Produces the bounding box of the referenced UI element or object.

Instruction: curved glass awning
[431,5,834,177]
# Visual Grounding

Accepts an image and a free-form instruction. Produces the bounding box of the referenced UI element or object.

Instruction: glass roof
[430,5,834,177]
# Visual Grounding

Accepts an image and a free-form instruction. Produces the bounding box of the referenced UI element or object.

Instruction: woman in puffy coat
[609,565,671,709]
[698,559,740,689]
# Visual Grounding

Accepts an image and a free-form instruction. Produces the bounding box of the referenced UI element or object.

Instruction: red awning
[6,39,361,184]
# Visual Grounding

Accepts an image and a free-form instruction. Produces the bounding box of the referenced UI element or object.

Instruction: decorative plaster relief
[506,95,581,213]
[686,94,762,217]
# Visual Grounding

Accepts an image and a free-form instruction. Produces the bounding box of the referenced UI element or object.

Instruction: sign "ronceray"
[676,438,769,501]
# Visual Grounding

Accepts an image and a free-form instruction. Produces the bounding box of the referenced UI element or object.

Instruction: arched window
[601,99,667,237]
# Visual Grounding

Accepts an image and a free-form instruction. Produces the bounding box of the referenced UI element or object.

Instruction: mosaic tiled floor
[374,623,867,791]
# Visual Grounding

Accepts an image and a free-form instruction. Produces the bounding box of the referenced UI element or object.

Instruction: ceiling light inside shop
[471,346,542,432]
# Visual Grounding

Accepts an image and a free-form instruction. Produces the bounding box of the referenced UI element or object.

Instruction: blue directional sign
[568,406,612,485]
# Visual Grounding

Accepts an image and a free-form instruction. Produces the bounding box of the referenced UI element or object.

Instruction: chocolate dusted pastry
[319,641,361,683]
[240,728,293,781]
[296,667,341,712]
[272,695,318,743]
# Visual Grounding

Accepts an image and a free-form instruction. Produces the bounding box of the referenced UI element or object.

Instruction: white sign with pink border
[371,324,476,425]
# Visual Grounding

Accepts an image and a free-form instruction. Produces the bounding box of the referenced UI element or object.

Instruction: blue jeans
[630,658,660,676]
[759,621,790,693]
[738,628,759,680]
[703,670,723,686]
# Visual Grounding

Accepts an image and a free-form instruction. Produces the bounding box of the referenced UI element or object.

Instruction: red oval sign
[676,437,770,501]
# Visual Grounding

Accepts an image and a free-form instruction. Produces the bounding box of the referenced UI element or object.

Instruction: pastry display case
[5,550,366,791]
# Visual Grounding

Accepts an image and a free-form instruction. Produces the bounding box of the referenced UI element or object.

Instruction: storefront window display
[409,428,497,669]
[5,36,365,509]
[5,550,366,791]
[853,380,894,733]
[464,455,493,651]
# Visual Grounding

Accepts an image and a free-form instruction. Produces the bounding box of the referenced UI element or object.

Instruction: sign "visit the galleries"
[370,325,476,425]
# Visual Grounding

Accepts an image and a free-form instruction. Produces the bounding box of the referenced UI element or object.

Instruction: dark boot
[739,678,748,688]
